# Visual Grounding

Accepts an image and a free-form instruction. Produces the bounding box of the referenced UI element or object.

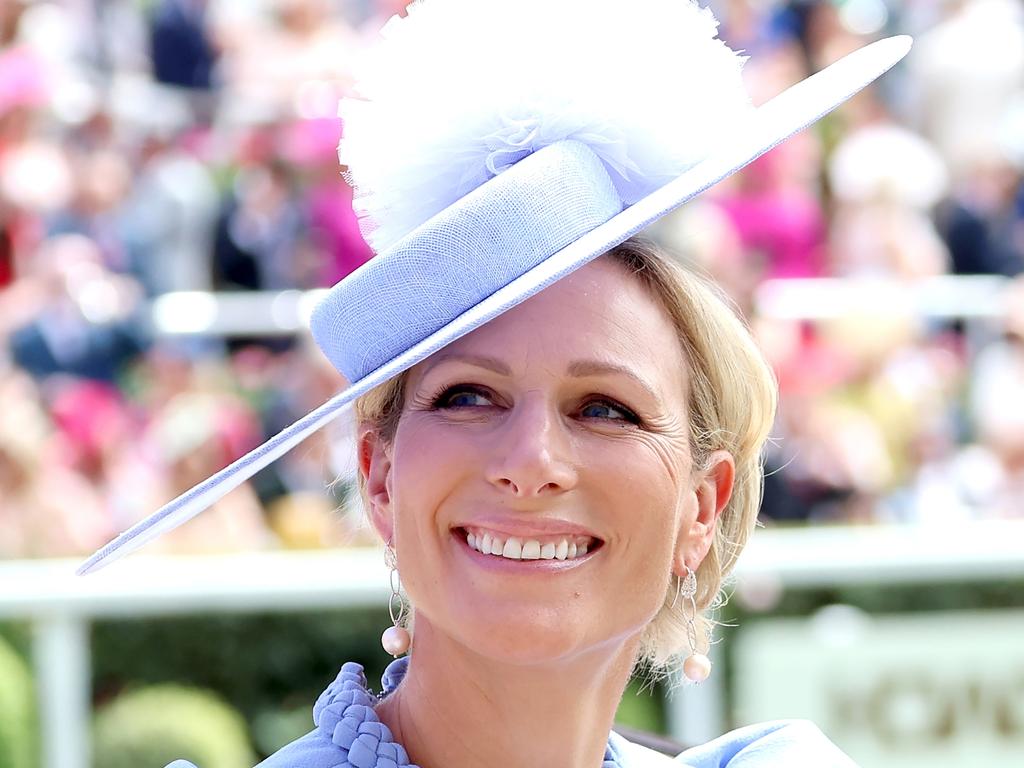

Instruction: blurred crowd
[1,0,1023,559]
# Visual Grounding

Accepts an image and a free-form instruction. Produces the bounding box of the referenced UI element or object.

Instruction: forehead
[416,257,689,397]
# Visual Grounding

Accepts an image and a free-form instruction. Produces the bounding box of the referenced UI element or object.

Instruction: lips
[458,526,600,561]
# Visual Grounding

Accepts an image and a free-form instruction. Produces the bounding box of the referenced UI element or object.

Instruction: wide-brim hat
[79,0,911,575]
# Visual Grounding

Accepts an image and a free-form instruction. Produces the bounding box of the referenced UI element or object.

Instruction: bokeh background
[1,0,1022,766]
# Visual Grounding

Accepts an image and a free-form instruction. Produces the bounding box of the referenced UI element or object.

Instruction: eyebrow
[424,353,662,403]
[427,353,511,376]
[568,360,662,404]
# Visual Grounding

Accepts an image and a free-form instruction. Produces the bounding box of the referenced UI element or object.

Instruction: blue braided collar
[312,658,624,768]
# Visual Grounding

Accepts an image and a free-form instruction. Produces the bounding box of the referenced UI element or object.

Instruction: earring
[381,542,411,657]
[677,565,712,683]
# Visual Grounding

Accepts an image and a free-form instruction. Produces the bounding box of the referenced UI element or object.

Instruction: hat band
[311,140,624,382]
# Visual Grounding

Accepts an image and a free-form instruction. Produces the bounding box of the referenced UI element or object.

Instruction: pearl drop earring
[677,565,712,683]
[381,542,411,657]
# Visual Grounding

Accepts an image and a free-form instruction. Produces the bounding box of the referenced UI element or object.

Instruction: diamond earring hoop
[381,541,411,657]
[677,565,712,683]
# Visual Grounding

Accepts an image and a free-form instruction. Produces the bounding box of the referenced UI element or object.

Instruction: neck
[375,620,639,768]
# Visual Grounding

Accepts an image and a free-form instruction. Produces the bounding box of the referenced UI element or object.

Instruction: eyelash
[430,385,489,410]
[428,384,642,425]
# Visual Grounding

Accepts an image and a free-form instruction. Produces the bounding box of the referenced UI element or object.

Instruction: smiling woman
[354,237,776,675]
[77,0,910,765]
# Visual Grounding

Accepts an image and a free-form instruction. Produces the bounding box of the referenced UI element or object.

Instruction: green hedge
[81,577,1024,760]
[0,632,36,768]
[93,685,254,768]
[92,608,391,757]
[90,607,668,753]
[616,677,666,734]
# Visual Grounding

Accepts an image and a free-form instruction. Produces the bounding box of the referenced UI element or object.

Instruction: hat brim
[78,36,911,575]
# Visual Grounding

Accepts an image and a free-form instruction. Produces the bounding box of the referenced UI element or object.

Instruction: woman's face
[361,257,729,665]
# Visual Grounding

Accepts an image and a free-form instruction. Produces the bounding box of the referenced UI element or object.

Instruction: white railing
[2,549,388,768]
[143,276,1013,338]
[754,275,1012,321]
[3,521,1024,768]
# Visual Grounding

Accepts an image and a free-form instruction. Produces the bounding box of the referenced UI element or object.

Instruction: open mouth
[457,526,602,562]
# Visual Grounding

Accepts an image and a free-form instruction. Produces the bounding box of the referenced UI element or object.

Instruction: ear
[358,422,394,543]
[673,450,735,576]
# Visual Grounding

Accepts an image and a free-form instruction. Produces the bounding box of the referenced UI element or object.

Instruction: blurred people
[7,234,145,382]
[0,364,111,557]
[910,0,1024,169]
[714,135,828,279]
[966,277,1024,517]
[0,0,1022,561]
[150,0,220,92]
[279,117,373,283]
[0,43,56,289]
[935,150,1024,276]
[212,0,358,122]
[141,390,274,553]
[213,158,307,290]
[828,95,951,277]
[121,130,220,294]
[911,0,1024,277]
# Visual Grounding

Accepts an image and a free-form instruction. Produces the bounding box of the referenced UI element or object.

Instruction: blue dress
[167,659,858,767]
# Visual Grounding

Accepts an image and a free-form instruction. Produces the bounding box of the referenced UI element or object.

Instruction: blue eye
[581,400,638,423]
[433,386,492,409]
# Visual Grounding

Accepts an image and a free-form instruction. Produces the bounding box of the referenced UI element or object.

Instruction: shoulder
[163,730,343,768]
[608,731,680,767]
[255,730,342,768]
[612,721,858,768]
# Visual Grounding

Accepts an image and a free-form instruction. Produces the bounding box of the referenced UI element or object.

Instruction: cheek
[603,437,691,572]
[593,432,690,514]
[392,417,471,492]
[386,422,460,615]
[387,416,481,549]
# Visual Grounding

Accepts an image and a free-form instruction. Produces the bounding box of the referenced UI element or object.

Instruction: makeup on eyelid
[425,383,643,425]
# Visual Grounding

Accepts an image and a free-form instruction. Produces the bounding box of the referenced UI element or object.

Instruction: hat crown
[313,140,622,382]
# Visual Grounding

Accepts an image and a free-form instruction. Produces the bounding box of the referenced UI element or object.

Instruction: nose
[484,395,578,498]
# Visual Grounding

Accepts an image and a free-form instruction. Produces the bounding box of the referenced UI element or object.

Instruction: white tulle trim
[339,0,753,253]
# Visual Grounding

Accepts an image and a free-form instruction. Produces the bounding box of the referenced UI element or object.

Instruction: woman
[241,237,846,768]
[313,238,785,767]
[83,0,911,765]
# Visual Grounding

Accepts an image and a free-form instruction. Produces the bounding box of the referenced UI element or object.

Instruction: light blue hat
[79,0,911,575]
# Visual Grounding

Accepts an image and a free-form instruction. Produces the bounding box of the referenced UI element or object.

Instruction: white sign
[732,609,1024,768]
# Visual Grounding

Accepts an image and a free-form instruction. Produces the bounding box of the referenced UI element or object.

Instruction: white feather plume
[339,0,753,253]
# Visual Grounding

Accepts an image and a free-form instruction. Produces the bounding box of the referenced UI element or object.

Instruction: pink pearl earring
[382,542,411,657]
[676,565,712,683]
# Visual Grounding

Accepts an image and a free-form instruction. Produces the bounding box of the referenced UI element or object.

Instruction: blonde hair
[353,236,777,672]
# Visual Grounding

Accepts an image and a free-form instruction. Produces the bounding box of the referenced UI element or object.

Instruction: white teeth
[521,540,541,559]
[502,538,523,559]
[464,530,594,561]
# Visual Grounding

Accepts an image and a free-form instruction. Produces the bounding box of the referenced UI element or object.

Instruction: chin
[446,602,641,668]
[475,628,583,666]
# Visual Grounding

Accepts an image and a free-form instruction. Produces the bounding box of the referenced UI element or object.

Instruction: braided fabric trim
[313,662,416,768]
[312,659,622,768]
